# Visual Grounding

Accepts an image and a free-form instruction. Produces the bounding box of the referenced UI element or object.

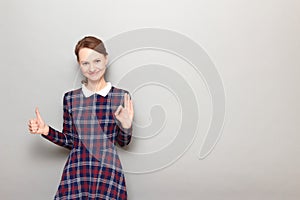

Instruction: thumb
[114,105,122,116]
[35,107,43,122]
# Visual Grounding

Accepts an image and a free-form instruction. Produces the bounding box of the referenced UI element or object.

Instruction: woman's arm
[29,97,74,150]
[115,121,132,147]
[40,93,74,150]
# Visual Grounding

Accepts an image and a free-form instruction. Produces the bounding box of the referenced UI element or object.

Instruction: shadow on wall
[29,137,70,160]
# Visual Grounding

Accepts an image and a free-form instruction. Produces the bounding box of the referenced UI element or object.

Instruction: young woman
[28,36,134,200]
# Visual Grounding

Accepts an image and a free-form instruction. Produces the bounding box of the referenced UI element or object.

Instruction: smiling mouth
[88,71,99,76]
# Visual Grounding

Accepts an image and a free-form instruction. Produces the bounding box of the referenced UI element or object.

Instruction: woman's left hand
[114,93,134,129]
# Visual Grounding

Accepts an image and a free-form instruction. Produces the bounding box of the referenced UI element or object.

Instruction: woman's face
[78,47,108,83]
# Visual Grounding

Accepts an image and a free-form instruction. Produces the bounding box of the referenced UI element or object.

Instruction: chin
[85,70,105,82]
[87,75,104,83]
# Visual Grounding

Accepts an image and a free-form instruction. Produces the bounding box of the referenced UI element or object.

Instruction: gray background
[1,0,299,199]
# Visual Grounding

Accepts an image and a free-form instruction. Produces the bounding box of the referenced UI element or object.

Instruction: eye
[95,59,101,63]
[81,62,89,66]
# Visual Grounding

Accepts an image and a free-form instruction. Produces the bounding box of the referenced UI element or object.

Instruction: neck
[85,78,107,92]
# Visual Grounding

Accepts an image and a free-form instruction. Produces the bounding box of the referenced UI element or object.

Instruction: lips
[88,71,99,76]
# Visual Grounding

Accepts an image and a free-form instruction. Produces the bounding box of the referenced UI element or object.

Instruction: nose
[89,64,96,72]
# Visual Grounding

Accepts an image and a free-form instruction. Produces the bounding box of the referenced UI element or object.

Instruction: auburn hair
[74,36,108,62]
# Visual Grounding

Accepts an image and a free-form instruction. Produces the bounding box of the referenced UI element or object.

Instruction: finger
[30,124,39,129]
[29,119,38,126]
[28,120,33,126]
[114,105,122,116]
[29,126,39,134]
[29,127,37,134]
[123,93,127,109]
[125,93,130,109]
[129,97,133,111]
[30,128,37,133]
[35,107,43,122]
[129,100,134,119]
[130,100,134,116]
[127,93,131,109]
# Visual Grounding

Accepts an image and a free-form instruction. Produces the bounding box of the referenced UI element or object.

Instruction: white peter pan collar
[82,82,112,97]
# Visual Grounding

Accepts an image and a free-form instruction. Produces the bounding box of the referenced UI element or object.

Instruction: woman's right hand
[28,107,49,135]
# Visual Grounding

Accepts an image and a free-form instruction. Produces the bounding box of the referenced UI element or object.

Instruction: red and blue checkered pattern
[42,86,132,200]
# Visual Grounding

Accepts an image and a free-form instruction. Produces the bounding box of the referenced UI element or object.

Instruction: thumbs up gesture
[28,107,49,135]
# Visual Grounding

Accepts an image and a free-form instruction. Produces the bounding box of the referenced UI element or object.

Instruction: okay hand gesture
[114,93,134,129]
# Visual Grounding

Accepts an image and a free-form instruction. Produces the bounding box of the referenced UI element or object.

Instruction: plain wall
[0,0,299,199]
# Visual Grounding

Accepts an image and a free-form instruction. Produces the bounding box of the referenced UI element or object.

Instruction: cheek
[79,66,88,74]
[101,67,106,74]
[101,62,107,69]
[97,68,106,77]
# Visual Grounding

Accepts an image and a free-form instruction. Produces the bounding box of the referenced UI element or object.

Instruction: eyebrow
[80,61,89,64]
[80,57,102,63]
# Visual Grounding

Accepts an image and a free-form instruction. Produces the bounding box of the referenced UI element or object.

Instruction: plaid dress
[42,85,132,200]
